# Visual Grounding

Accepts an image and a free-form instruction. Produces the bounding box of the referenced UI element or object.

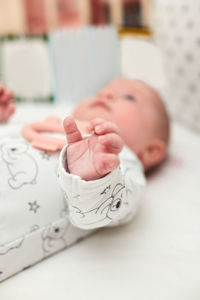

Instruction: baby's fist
[0,84,15,122]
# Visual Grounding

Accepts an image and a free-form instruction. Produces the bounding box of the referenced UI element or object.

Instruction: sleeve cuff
[58,144,122,207]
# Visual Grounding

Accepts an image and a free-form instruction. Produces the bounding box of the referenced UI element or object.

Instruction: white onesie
[59,144,146,230]
[0,125,146,281]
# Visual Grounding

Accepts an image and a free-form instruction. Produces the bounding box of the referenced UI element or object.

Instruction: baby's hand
[63,117,124,181]
[0,83,15,122]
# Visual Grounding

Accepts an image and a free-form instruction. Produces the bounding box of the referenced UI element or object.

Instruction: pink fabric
[56,0,82,27]
[24,0,47,34]
[22,116,66,152]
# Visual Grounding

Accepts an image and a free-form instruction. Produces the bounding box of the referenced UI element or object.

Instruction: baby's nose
[105,93,114,100]
[99,92,115,101]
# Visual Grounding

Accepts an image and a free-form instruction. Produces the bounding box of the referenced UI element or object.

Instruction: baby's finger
[63,116,82,144]
[87,118,106,132]
[99,133,124,154]
[0,104,9,122]
[3,109,11,122]
[7,102,16,116]
[0,90,14,103]
[6,90,14,101]
[0,84,5,94]
[96,153,120,176]
[94,121,120,135]
[88,118,120,135]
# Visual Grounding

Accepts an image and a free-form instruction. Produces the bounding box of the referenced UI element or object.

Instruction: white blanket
[0,103,200,300]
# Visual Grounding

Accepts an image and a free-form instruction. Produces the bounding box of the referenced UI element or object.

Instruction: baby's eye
[123,94,136,101]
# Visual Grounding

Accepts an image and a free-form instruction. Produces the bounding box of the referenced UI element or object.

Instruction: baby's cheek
[115,117,143,152]
[73,99,91,119]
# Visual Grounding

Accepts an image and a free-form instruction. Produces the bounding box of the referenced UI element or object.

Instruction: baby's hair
[135,79,170,146]
[151,89,170,145]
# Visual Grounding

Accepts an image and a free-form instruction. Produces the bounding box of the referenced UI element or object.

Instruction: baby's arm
[0,83,15,122]
[59,117,146,229]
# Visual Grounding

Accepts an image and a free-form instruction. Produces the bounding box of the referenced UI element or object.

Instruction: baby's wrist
[68,165,107,181]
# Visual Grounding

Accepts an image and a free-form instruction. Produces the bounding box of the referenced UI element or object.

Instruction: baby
[59,77,170,229]
[0,78,170,229]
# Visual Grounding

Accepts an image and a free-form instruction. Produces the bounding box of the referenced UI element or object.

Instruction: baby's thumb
[63,116,82,144]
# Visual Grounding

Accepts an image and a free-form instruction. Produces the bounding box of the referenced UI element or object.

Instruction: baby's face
[73,78,164,154]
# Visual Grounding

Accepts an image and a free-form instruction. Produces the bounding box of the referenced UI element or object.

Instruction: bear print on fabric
[41,222,69,256]
[1,140,38,189]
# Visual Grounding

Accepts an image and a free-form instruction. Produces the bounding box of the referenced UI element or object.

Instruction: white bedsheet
[0,103,200,300]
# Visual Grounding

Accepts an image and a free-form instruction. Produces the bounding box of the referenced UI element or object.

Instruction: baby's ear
[138,139,167,171]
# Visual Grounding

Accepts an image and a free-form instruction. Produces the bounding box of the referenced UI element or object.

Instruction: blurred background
[0,0,151,35]
[0,0,200,133]
[0,0,152,103]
